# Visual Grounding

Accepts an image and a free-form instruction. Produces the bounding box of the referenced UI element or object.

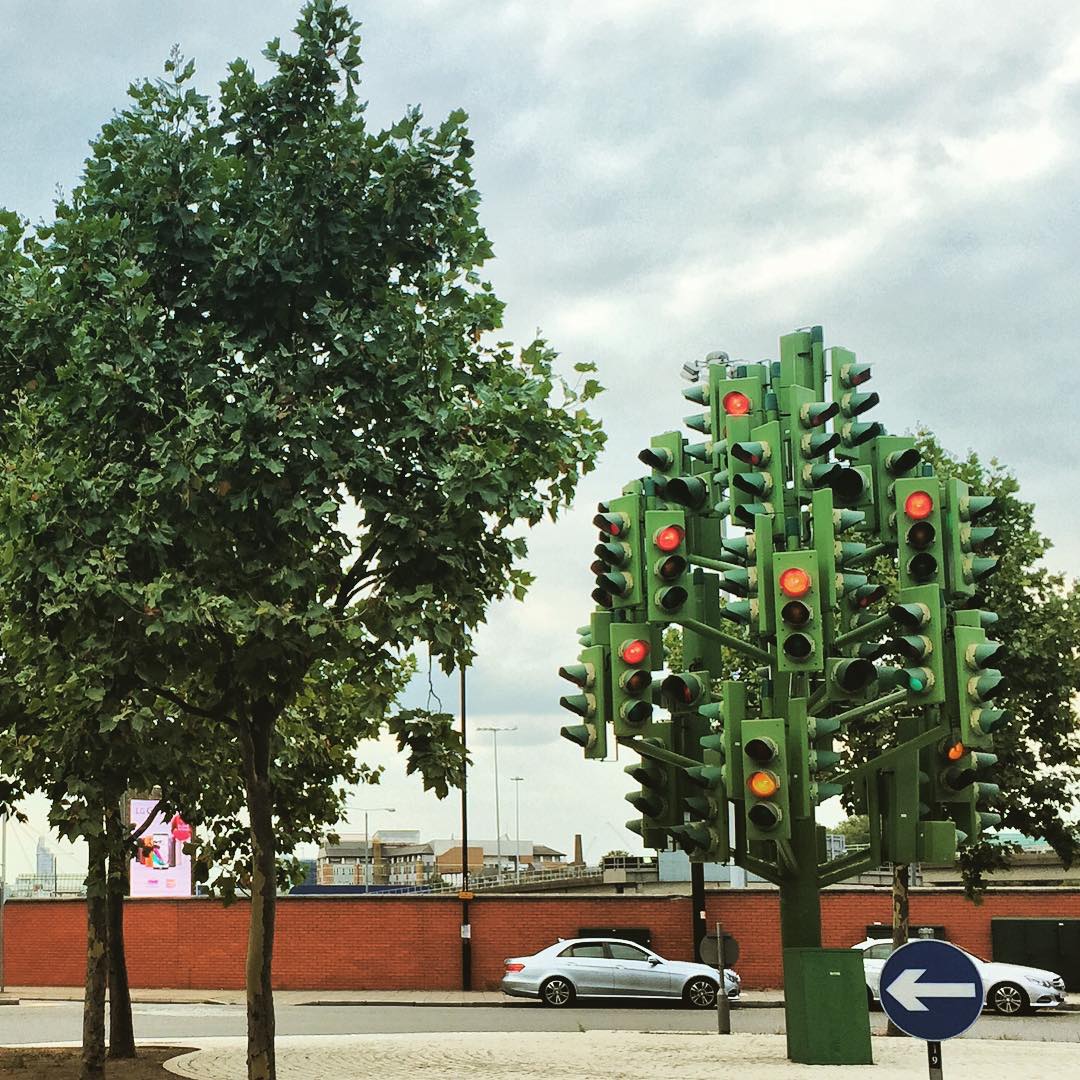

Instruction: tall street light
[344,806,395,891]
[510,776,524,883]
[477,725,515,882]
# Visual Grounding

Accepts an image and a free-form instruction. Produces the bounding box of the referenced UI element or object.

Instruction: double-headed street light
[510,776,524,882]
[477,725,515,882]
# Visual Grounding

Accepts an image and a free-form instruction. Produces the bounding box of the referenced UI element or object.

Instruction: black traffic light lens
[834,658,875,692]
[829,468,866,503]
[907,552,938,581]
[657,585,689,611]
[622,700,653,726]
[657,555,687,580]
[590,588,613,609]
[664,476,708,509]
[907,521,936,549]
[622,669,652,696]
[748,802,782,830]
[782,633,814,660]
[781,600,812,626]
[744,737,777,764]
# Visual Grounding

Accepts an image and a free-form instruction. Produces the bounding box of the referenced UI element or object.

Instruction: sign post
[879,940,984,1079]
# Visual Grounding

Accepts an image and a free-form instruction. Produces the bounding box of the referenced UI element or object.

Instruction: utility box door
[783,948,873,1066]
[991,918,1080,990]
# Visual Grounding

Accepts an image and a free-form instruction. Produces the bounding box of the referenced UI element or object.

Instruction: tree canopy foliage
[0,4,604,1076]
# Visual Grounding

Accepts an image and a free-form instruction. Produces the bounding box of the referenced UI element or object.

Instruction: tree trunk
[81,827,109,1080]
[886,862,910,1036]
[106,806,136,1059]
[241,711,277,1080]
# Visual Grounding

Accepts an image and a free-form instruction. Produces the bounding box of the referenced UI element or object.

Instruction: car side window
[607,943,650,962]
[867,943,894,961]
[559,942,606,958]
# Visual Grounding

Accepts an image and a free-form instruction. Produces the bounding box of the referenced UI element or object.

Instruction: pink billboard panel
[129,799,193,898]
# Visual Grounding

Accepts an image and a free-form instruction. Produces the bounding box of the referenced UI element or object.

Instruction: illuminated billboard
[129,798,193,898]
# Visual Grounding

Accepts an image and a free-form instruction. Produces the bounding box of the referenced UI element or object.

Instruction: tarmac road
[1,1000,1078,1046]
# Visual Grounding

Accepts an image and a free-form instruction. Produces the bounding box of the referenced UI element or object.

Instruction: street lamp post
[343,806,395,891]
[477,725,515,883]
[510,776,524,883]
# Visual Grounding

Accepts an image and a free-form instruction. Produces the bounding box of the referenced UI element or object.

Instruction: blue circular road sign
[879,940,984,1041]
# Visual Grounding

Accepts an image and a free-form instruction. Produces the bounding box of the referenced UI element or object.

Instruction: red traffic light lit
[723,391,751,416]
[904,490,934,521]
[620,638,650,665]
[778,567,812,598]
[653,524,685,552]
[946,741,966,762]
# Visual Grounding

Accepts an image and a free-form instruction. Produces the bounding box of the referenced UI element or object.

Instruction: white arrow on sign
[885,967,979,1012]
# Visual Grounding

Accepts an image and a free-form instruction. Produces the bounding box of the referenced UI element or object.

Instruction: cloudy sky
[2,1,1078,878]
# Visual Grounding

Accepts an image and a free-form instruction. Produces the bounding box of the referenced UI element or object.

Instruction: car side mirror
[648,957,661,966]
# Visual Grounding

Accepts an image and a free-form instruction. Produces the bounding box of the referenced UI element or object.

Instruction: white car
[502,937,740,1008]
[853,938,1065,1016]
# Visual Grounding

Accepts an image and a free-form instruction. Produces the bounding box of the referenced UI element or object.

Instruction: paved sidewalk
[161,1030,1080,1079]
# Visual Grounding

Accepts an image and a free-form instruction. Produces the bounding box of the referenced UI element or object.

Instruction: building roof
[382,844,434,859]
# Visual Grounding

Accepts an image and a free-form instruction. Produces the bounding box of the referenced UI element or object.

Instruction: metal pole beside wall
[460,664,472,990]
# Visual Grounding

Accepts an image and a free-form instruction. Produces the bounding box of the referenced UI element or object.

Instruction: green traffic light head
[638,446,674,471]
[664,475,709,509]
[721,535,755,563]
[684,441,711,461]
[804,461,842,488]
[896,634,932,663]
[719,599,752,625]
[732,470,773,497]
[684,411,711,434]
[972,707,1009,736]
[558,663,592,687]
[840,389,880,418]
[962,495,995,521]
[719,568,753,597]
[968,669,1005,703]
[730,440,770,466]
[966,641,1005,670]
[682,382,708,404]
[594,540,631,567]
[558,693,592,718]
[801,430,842,458]
[888,601,930,631]
[838,361,872,388]
[625,790,665,816]
[800,400,840,427]
[841,420,883,448]
[829,466,868,503]
[560,725,593,750]
[885,447,921,476]
[834,509,866,533]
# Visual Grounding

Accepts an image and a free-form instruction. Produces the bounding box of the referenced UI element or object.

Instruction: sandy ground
[163,1029,1080,1079]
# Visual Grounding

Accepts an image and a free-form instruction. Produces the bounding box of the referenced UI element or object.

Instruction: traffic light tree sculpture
[559,327,1005,1063]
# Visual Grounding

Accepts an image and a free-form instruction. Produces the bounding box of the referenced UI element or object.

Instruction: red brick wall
[5,889,1080,991]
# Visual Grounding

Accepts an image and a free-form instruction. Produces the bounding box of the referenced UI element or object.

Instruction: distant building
[35,837,56,880]
[315,832,566,887]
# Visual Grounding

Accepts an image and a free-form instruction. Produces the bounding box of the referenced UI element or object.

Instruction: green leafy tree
[914,430,1080,889]
[830,814,871,848]
[0,6,603,1079]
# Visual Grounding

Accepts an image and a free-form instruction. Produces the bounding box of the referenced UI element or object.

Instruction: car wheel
[684,976,719,1009]
[539,977,575,1008]
[988,982,1029,1016]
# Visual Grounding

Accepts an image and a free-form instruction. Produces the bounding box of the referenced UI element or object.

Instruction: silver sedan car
[501,937,740,1008]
